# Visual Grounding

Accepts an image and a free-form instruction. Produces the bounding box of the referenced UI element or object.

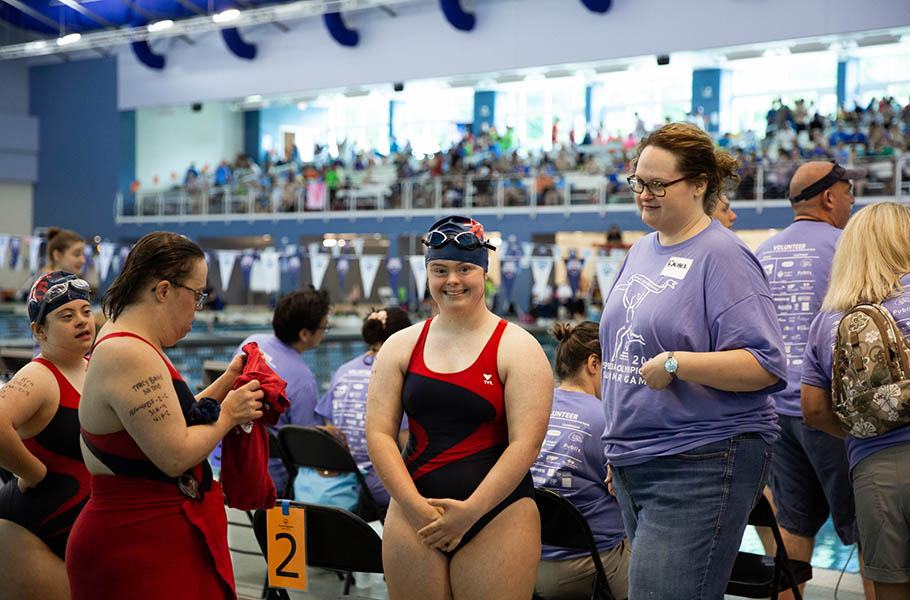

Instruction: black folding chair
[0,467,12,484]
[727,494,813,599]
[533,487,616,600]
[277,425,384,523]
[253,501,383,599]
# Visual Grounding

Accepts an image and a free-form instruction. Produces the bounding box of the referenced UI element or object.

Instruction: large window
[728,51,838,133]
[391,86,473,156]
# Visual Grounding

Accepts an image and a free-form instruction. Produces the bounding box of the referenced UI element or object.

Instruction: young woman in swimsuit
[367,216,553,600]
[0,271,95,599]
[66,231,264,600]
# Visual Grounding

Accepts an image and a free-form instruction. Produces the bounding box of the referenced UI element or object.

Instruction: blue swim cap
[423,215,494,272]
[28,271,92,323]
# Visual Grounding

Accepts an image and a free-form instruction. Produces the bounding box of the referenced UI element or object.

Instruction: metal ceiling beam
[0,0,62,31]
[116,0,161,22]
[57,0,116,27]
[0,0,422,60]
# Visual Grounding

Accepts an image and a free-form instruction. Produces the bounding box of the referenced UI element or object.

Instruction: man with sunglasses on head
[754,160,873,599]
[233,286,331,494]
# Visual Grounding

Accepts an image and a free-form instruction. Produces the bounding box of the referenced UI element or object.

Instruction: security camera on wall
[656,55,670,66]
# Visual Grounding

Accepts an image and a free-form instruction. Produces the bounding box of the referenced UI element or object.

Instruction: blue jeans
[613,434,773,600]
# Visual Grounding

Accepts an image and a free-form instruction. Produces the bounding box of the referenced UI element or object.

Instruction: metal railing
[116,154,909,224]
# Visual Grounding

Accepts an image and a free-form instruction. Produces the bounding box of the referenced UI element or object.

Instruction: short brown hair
[550,321,601,381]
[46,227,84,265]
[634,122,740,214]
[272,287,331,344]
[102,231,205,321]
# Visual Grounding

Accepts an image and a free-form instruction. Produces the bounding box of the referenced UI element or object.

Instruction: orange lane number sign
[267,502,307,590]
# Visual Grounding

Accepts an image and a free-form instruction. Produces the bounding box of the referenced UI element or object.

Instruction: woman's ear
[31,321,46,341]
[587,353,600,376]
[152,280,169,303]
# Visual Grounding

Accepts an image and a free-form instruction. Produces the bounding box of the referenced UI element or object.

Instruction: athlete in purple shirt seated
[315,308,412,511]
[802,202,910,599]
[532,322,629,600]
[599,123,787,599]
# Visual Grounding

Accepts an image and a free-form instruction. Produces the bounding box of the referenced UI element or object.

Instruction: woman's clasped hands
[416,497,480,553]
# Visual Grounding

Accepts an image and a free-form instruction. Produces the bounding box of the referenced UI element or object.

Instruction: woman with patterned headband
[0,271,95,599]
[367,215,553,600]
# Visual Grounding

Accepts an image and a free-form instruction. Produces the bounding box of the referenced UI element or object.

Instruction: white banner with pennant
[594,254,625,296]
[28,236,41,273]
[216,250,239,292]
[98,243,116,282]
[250,250,280,293]
[309,251,330,290]
[358,255,382,299]
[530,256,553,296]
[409,255,427,302]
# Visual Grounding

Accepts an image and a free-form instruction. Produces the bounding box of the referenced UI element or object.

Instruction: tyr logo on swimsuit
[483,373,494,385]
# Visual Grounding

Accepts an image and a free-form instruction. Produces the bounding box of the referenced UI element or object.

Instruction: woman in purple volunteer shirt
[802,202,910,600]
[599,122,787,598]
[533,322,629,600]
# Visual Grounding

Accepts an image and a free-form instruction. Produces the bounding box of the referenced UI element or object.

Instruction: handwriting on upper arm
[0,376,35,398]
[127,375,172,423]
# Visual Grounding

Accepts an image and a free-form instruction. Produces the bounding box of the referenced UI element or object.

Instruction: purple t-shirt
[235,333,321,492]
[531,389,625,560]
[599,220,786,466]
[315,353,406,507]
[801,274,910,471]
[755,220,841,416]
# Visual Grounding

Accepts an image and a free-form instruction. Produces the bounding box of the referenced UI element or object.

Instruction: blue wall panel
[243,109,260,162]
[30,57,118,238]
[118,110,136,197]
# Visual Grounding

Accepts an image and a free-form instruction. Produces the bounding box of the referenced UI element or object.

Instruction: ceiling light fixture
[56,33,82,46]
[212,9,240,23]
[147,20,174,33]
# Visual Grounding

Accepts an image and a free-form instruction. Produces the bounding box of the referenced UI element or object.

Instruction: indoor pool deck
[228,508,867,600]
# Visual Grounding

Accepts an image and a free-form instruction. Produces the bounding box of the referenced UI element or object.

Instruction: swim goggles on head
[423,229,496,251]
[35,278,92,324]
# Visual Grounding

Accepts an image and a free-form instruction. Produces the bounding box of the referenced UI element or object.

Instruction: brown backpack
[832,303,910,438]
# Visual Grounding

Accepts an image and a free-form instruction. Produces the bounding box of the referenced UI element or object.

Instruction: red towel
[220,342,290,510]
[67,474,236,600]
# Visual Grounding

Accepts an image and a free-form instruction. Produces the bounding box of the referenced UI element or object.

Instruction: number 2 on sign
[267,505,307,590]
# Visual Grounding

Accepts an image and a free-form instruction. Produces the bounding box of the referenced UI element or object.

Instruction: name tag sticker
[660,257,694,280]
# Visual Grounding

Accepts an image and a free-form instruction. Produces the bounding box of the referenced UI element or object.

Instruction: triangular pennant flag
[565,255,584,299]
[351,238,364,257]
[9,237,21,269]
[386,257,403,293]
[239,253,255,290]
[500,257,520,301]
[98,243,116,282]
[217,250,239,293]
[409,255,427,302]
[82,244,94,275]
[0,236,9,270]
[521,242,535,258]
[594,254,624,296]
[309,250,330,290]
[288,255,301,280]
[250,250,280,293]
[530,256,553,296]
[330,243,341,258]
[203,251,212,267]
[358,255,382,299]
[113,245,130,275]
[336,256,351,293]
[28,236,41,274]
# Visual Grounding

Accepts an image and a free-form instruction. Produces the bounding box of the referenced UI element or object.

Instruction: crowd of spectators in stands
[142,96,910,215]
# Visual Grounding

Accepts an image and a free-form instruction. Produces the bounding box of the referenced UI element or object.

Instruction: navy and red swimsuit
[0,357,91,558]
[402,317,533,553]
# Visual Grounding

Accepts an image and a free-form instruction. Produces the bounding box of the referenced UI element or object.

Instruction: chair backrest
[202,360,230,388]
[278,425,381,520]
[534,487,613,598]
[278,425,360,473]
[746,494,777,529]
[253,501,383,574]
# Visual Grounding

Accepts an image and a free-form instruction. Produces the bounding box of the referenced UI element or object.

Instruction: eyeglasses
[626,175,688,197]
[35,278,92,324]
[170,281,208,308]
[423,229,496,251]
